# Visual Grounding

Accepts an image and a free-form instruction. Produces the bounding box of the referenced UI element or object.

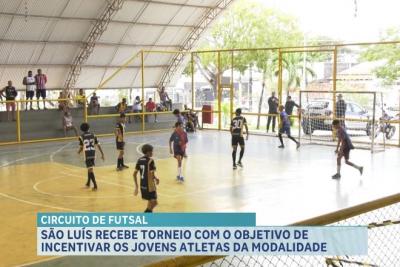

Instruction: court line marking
[0,192,82,211]
[33,176,133,199]
[49,142,71,162]
[0,151,50,168]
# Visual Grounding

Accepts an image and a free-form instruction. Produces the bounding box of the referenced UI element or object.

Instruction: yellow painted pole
[191,52,195,109]
[141,50,145,133]
[83,96,88,122]
[217,52,221,130]
[230,50,234,121]
[16,100,21,142]
[278,49,283,105]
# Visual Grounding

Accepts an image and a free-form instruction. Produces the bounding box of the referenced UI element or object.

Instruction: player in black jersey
[78,123,105,191]
[133,144,159,213]
[115,113,129,171]
[230,108,249,169]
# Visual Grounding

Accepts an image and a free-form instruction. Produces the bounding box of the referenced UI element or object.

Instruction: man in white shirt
[22,70,36,110]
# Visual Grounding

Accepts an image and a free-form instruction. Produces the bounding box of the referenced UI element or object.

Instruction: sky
[257,0,400,42]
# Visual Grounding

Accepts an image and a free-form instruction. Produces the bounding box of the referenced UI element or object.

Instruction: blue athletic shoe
[180,176,184,182]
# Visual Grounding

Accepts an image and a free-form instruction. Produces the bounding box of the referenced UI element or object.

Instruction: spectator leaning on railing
[89,93,100,115]
[76,89,86,108]
[116,98,128,114]
[0,81,18,121]
[158,86,172,111]
[35,68,47,110]
[23,70,36,111]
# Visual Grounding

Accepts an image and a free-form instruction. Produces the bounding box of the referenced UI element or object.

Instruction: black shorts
[141,190,157,200]
[116,141,125,150]
[232,136,245,146]
[26,91,34,99]
[339,147,351,160]
[36,89,46,99]
[279,125,291,135]
[174,148,185,157]
[85,158,95,168]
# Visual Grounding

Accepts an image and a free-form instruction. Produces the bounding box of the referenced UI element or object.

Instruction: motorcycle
[370,111,396,139]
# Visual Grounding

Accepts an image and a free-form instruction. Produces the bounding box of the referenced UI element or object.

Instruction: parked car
[301,99,373,135]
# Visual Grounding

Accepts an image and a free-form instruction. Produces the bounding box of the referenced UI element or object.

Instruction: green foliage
[360,27,400,84]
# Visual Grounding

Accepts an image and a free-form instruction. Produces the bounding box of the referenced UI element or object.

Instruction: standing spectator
[159,86,172,111]
[336,94,347,127]
[76,89,86,108]
[89,93,100,115]
[1,81,18,121]
[284,95,300,125]
[35,68,47,110]
[22,70,36,110]
[266,92,279,133]
[62,111,78,137]
[116,98,128,114]
[131,96,143,123]
[145,97,157,123]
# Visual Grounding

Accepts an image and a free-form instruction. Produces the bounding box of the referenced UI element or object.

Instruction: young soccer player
[278,105,300,149]
[230,108,249,169]
[77,123,105,191]
[115,113,129,171]
[332,119,363,179]
[133,144,160,213]
[169,121,188,182]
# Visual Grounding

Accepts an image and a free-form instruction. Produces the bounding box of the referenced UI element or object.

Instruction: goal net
[298,90,385,153]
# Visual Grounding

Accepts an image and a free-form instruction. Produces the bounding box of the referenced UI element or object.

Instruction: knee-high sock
[232,149,237,165]
[239,147,244,162]
[86,172,91,186]
[278,133,284,145]
[117,158,122,168]
[89,172,97,188]
[346,161,360,170]
[121,157,124,166]
[288,135,298,144]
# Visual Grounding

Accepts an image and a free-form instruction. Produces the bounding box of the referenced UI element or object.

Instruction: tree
[360,27,400,84]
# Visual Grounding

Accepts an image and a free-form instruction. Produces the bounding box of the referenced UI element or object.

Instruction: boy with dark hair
[169,121,188,182]
[230,108,249,169]
[63,111,78,137]
[134,144,159,213]
[332,119,363,179]
[278,105,300,149]
[78,123,105,191]
[115,113,129,171]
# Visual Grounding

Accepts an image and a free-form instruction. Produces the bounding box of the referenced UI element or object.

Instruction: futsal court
[1,130,399,267]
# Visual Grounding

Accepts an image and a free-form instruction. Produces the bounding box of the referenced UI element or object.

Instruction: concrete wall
[0,107,176,143]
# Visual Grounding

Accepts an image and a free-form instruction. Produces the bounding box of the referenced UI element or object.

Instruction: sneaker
[122,165,129,169]
[92,187,98,191]
[233,165,237,170]
[332,173,341,179]
[116,167,123,171]
[296,143,300,149]
[176,176,181,181]
[278,145,285,149]
[180,176,184,182]
[359,167,364,176]
[237,162,243,168]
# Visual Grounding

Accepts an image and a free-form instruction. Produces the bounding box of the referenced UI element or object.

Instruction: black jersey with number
[115,122,125,142]
[79,132,99,160]
[231,116,247,137]
[135,156,156,193]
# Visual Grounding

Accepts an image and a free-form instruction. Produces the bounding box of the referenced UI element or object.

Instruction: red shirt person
[35,68,47,109]
[145,98,157,123]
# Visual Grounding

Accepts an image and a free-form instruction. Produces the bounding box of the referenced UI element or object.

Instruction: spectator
[62,111,78,137]
[57,92,68,111]
[284,95,300,125]
[145,97,157,123]
[336,94,347,126]
[0,81,18,121]
[159,86,172,111]
[35,68,47,110]
[22,70,36,110]
[267,92,279,133]
[131,96,143,123]
[173,109,185,125]
[89,93,100,115]
[76,89,86,108]
[116,98,128,114]
[183,104,199,132]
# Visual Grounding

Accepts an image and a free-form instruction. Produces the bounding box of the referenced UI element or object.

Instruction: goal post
[298,90,385,153]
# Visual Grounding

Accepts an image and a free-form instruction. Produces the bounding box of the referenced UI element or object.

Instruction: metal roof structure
[0,0,235,91]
